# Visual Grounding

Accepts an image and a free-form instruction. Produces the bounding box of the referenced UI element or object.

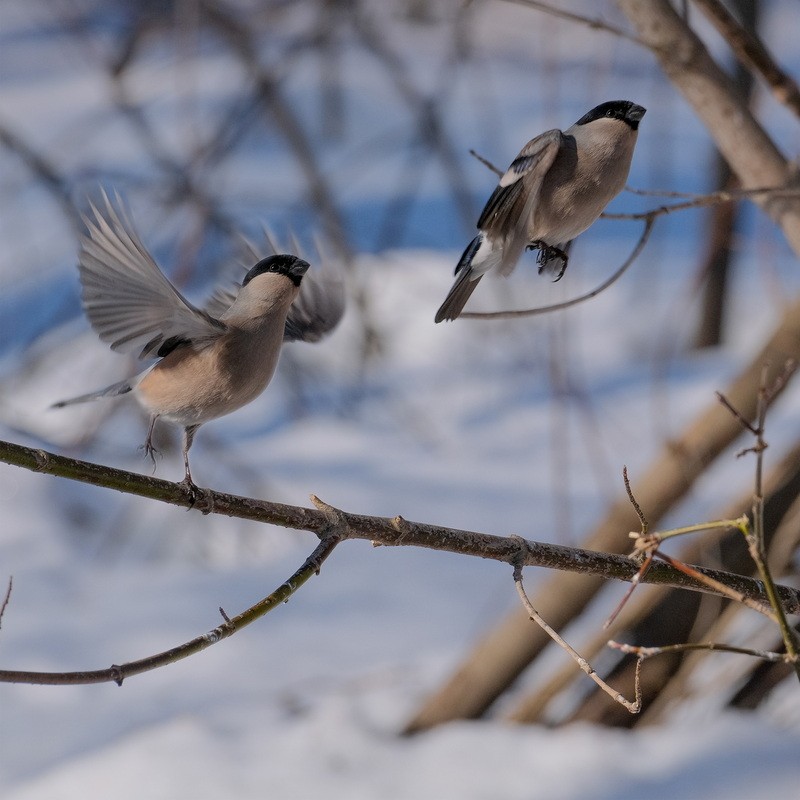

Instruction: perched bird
[53,195,344,494]
[435,100,646,322]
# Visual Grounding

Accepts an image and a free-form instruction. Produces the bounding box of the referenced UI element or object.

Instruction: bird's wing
[476,129,563,275]
[283,266,345,342]
[79,193,227,360]
[206,230,346,343]
[203,283,239,319]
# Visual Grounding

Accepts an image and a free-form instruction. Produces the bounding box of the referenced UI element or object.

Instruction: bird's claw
[530,241,569,281]
[139,442,161,472]
[178,475,201,508]
[178,475,214,514]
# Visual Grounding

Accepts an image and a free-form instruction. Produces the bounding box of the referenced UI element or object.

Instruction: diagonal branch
[691,0,800,120]
[1,439,799,613]
[617,0,800,257]
[0,534,340,686]
[501,0,643,45]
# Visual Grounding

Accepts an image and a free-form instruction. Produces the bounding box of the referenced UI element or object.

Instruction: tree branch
[0,534,340,686]
[616,0,800,257]
[691,0,800,120]
[2,438,799,613]
[501,0,643,45]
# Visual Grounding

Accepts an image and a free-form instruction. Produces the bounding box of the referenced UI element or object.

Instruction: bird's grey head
[242,254,310,288]
[575,100,646,131]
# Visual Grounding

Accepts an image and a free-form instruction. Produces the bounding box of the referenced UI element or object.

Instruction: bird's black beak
[288,258,311,281]
[628,104,647,122]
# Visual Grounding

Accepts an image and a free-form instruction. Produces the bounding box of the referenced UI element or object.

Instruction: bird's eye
[606,109,614,117]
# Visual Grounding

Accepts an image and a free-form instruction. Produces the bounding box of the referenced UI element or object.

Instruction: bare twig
[604,186,800,221]
[654,549,776,621]
[0,577,11,630]
[461,217,654,320]
[718,365,800,680]
[608,639,797,664]
[512,538,641,713]
[468,148,503,178]
[0,534,340,686]
[603,467,653,629]
[0,123,82,231]
[501,0,643,45]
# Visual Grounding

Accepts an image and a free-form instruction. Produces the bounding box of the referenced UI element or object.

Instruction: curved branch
[501,0,644,45]
[461,217,654,320]
[0,534,340,686]
[1,438,799,613]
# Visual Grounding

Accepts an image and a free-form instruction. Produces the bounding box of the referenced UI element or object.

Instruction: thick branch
[1,439,799,613]
[616,0,800,256]
[692,0,800,119]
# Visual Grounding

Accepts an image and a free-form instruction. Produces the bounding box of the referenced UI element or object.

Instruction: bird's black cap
[243,254,310,288]
[575,100,646,131]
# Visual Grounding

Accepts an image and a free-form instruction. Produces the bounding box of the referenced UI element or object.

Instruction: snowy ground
[3,2,800,798]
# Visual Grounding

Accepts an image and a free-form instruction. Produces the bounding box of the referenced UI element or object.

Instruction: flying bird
[54,195,344,494]
[435,100,646,322]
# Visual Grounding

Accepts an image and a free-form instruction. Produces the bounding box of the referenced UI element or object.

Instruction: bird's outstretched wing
[79,193,227,360]
[283,267,345,342]
[476,128,563,275]
[205,230,345,343]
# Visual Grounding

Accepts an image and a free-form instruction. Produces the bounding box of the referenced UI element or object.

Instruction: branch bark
[617,0,800,256]
[1,439,797,612]
[691,0,800,119]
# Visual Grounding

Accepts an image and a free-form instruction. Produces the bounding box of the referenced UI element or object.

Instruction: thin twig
[512,537,641,713]
[654,549,776,621]
[461,217,654,319]
[603,185,800,221]
[608,639,797,664]
[0,535,340,686]
[0,577,12,630]
[604,467,653,629]
[501,0,644,45]
[468,148,503,178]
[719,366,800,680]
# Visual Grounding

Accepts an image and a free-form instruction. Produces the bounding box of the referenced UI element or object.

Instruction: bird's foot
[139,441,161,473]
[529,241,570,281]
[178,475,214,514]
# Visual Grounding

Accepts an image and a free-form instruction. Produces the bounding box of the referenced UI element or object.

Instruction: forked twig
[718,363,800,681]
[512,537,642,714]
[608,639,797,664]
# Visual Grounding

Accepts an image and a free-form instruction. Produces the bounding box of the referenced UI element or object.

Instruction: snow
[2,1,800,798]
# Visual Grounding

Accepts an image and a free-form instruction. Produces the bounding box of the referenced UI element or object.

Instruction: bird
[435,100,646,322]
[53,194,344,496]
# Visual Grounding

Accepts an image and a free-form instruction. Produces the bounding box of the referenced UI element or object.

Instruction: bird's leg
[528,240,570,281]
[179,424,202,507]
[140,415,161,471]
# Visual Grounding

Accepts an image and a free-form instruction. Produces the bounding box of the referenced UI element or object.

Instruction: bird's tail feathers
[51,378,134,409]
[435,235,485,323]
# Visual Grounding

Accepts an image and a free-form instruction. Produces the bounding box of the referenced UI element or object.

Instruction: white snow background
[2,2,800,798]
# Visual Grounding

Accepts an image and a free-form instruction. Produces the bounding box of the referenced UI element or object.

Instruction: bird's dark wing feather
[203,230,345,343]
[79,193,226,360]
[283,269,345,342]
[476,129,563,274]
